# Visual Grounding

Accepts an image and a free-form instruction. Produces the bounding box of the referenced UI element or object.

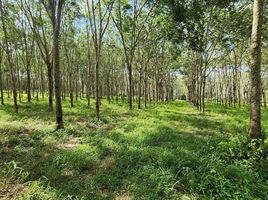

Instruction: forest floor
[0,98,267,200]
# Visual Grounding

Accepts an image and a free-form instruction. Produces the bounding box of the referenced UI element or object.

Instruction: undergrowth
[0,98,267,199]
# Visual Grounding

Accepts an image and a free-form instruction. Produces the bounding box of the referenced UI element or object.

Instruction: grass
[0,96,267,199]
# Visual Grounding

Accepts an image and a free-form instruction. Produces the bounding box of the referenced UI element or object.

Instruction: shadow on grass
[0,100,267,199]
[1,101,54,122]
[0,129,118,199]
[0,99,128,126]
[0,107,222,199]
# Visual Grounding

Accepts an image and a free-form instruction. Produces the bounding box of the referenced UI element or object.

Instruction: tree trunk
[128,64,133,109]
[26,68,31,103]
[0,54,4,105]
[95,60,100,120]
[138,67,142,109]
[69,73,74,108]
[47,61,53,111]
[249,0,263,139]
[49,0,65,129]
[262,91,266,108]
[0,0,18,113]
[201,76,206,112]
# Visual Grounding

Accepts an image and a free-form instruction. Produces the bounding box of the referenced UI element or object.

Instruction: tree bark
[0,42,4,105]
[128,64,133,109]
[0,64,3,105]
[249,0,263,139]
[47,61,53,111]
[44,0,65,129]
[95,59,100,120]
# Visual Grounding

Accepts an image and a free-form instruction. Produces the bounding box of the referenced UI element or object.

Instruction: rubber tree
[249,0,264,139]
[42,0,65,129]
[86,0,114,120]
[0,0,18,113]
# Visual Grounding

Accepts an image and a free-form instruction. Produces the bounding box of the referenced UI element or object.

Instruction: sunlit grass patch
[0,99,267,199]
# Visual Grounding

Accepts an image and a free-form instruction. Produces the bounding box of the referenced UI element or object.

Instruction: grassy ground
[0,97,267,200]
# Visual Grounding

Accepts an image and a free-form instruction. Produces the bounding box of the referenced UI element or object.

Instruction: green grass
[0,96,267,199]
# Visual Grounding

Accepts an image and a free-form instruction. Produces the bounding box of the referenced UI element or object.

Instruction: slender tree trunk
[138,67,142,109]
[40,63,45,100]
[53,29,63,129]
[46,0,65,129]
[0,0,18,113]
[47,61,53,111]
[26,67,31,102]
[249,0,263,139]
[144,71,148,108]
[87,64,91,107]
[96,59,100,120]
[149,82,152,107]
[0,50,4,105]
[0,66,3,105]
[201,76,206,112]
[128,63,133,109]
[17,64,22,103]
[262,91,266,108]
[69,73,74,108]
[7,78,10,98]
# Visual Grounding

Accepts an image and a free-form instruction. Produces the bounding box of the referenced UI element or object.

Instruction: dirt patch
[0,182,27,200]
[121,112,131,118]
[58,137,82,149]
[100,154,115,169]
[114,191,131,200]
[86,123,99,129]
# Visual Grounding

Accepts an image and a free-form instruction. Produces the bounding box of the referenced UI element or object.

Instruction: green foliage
[3,161,29,183]
[0,98,267,199]
[53,145,99,172]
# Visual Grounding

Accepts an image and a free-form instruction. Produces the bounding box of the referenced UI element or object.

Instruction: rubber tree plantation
[0,0,267,199]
